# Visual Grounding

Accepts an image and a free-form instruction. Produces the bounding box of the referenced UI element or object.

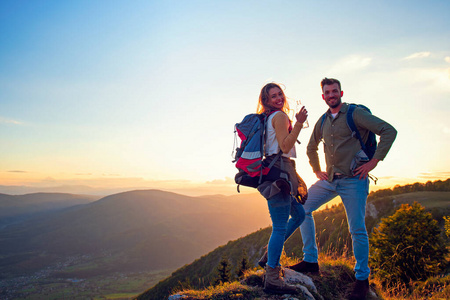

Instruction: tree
[236,249,251,278]
[370,202,448,287]
[444,216,450,238]
[214,255,233,285]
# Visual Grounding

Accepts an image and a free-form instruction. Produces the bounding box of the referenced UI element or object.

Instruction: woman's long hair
[256,82,291,115]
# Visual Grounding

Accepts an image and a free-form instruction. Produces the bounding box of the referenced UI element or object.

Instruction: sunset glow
[1,1,449,196]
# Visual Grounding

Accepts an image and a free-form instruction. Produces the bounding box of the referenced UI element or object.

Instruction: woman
[256,82,308,295]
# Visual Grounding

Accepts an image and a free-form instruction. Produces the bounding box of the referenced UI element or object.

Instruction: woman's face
[267,87,285,111]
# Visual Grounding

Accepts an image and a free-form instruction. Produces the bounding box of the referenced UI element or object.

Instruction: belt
[333,173,347,179]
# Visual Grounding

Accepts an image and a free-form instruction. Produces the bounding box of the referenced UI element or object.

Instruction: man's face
[322,83,343,109]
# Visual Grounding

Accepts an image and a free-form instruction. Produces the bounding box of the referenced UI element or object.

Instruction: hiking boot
[257,248,268,268]
[287,260,319,273]
[348,279,369,300]
[264,265,297,295]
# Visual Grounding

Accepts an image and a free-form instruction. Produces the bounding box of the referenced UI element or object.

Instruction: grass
[175,281,259,300]
[174,252,370,300]
[393,191,450,209]
[172,251,450,300]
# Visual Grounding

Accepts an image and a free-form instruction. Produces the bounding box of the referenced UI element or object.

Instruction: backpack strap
[278,155,294,195]
[265,150,283,170]
[259,111,283,185]
[319,112,327,143]
[347,104,367,154]
[320,113,326,135]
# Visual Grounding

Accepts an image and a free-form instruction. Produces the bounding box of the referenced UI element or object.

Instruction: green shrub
[370,202,448,286]
[444,216,450,238]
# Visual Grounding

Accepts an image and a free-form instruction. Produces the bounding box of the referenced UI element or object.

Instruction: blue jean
[299,177,370,280]
[267,192,305,268]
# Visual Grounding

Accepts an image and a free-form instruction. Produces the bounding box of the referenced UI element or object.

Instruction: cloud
[206,177,234,185]
[417,172,450,179]
[377,176,396,180]
[403,52,431,60]
[7,170,28,173]
[445,56,450,63]
[0,175,239,197]
[327,55,372,74]
[29,176,193,190]
[43,177,57,182]
[0,117,22,125]
[398,66,450,93]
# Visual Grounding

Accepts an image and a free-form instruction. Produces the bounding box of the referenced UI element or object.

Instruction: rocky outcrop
[167,265,383,300]
[168,268,324,300]
[366,202,378,218]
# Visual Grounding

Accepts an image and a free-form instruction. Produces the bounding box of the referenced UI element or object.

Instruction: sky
[1,0,449,196]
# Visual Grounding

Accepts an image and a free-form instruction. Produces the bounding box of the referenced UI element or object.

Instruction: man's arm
[353,108,397,179]
[307,118,328,180]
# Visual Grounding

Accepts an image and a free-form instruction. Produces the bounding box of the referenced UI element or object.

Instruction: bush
[444,216,450,238]
[369,202,448,286]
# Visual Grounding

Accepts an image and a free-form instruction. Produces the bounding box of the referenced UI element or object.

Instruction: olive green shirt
[307,103,397,181]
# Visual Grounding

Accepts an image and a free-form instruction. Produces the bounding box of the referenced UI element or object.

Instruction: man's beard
[326,97,342,109]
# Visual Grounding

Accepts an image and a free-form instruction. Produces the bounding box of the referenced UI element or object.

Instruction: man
[288,78,397,300]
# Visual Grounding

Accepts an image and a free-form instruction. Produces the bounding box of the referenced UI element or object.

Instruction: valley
[0,189,270,299]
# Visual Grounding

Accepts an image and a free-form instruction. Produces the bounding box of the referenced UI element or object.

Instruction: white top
[265,111,297,158]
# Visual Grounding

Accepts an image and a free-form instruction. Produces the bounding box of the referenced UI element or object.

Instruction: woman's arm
[272,109,307,153]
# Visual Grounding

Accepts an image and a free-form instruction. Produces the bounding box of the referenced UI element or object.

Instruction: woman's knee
[291,201,305,217]
[292,208,305,225]
[271,221,288,236]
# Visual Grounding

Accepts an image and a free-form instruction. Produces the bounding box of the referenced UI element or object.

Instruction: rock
[297,285,316,300]
[366,202,378,218]
[168,268,327,300]
[283,268,317,294]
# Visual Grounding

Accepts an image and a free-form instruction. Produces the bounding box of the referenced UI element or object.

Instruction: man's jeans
[267,192,305,268]
[299,177,370,280]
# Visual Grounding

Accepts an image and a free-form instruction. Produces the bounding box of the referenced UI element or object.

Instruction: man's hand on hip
[354,159,380,179]
[315,171,328,181]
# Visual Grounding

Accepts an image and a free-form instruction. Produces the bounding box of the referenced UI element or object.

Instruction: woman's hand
[295,106,308,125]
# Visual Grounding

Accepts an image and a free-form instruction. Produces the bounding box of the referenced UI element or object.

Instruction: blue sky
[1,1,449,195]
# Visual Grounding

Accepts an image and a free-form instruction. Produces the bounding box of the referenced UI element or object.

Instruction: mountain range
[0,192,99,228]
[0,189,271,279]
[2,179,448,299]
[137,189,450,300]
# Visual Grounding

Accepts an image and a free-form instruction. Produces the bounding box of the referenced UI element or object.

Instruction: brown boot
[264,265,297,295]
[257,247,268,268]
[348,279,369,300]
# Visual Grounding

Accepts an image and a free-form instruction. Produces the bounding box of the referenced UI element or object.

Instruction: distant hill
[0,192,100,228]
[0,189,271,279]
[137,188,450,300]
